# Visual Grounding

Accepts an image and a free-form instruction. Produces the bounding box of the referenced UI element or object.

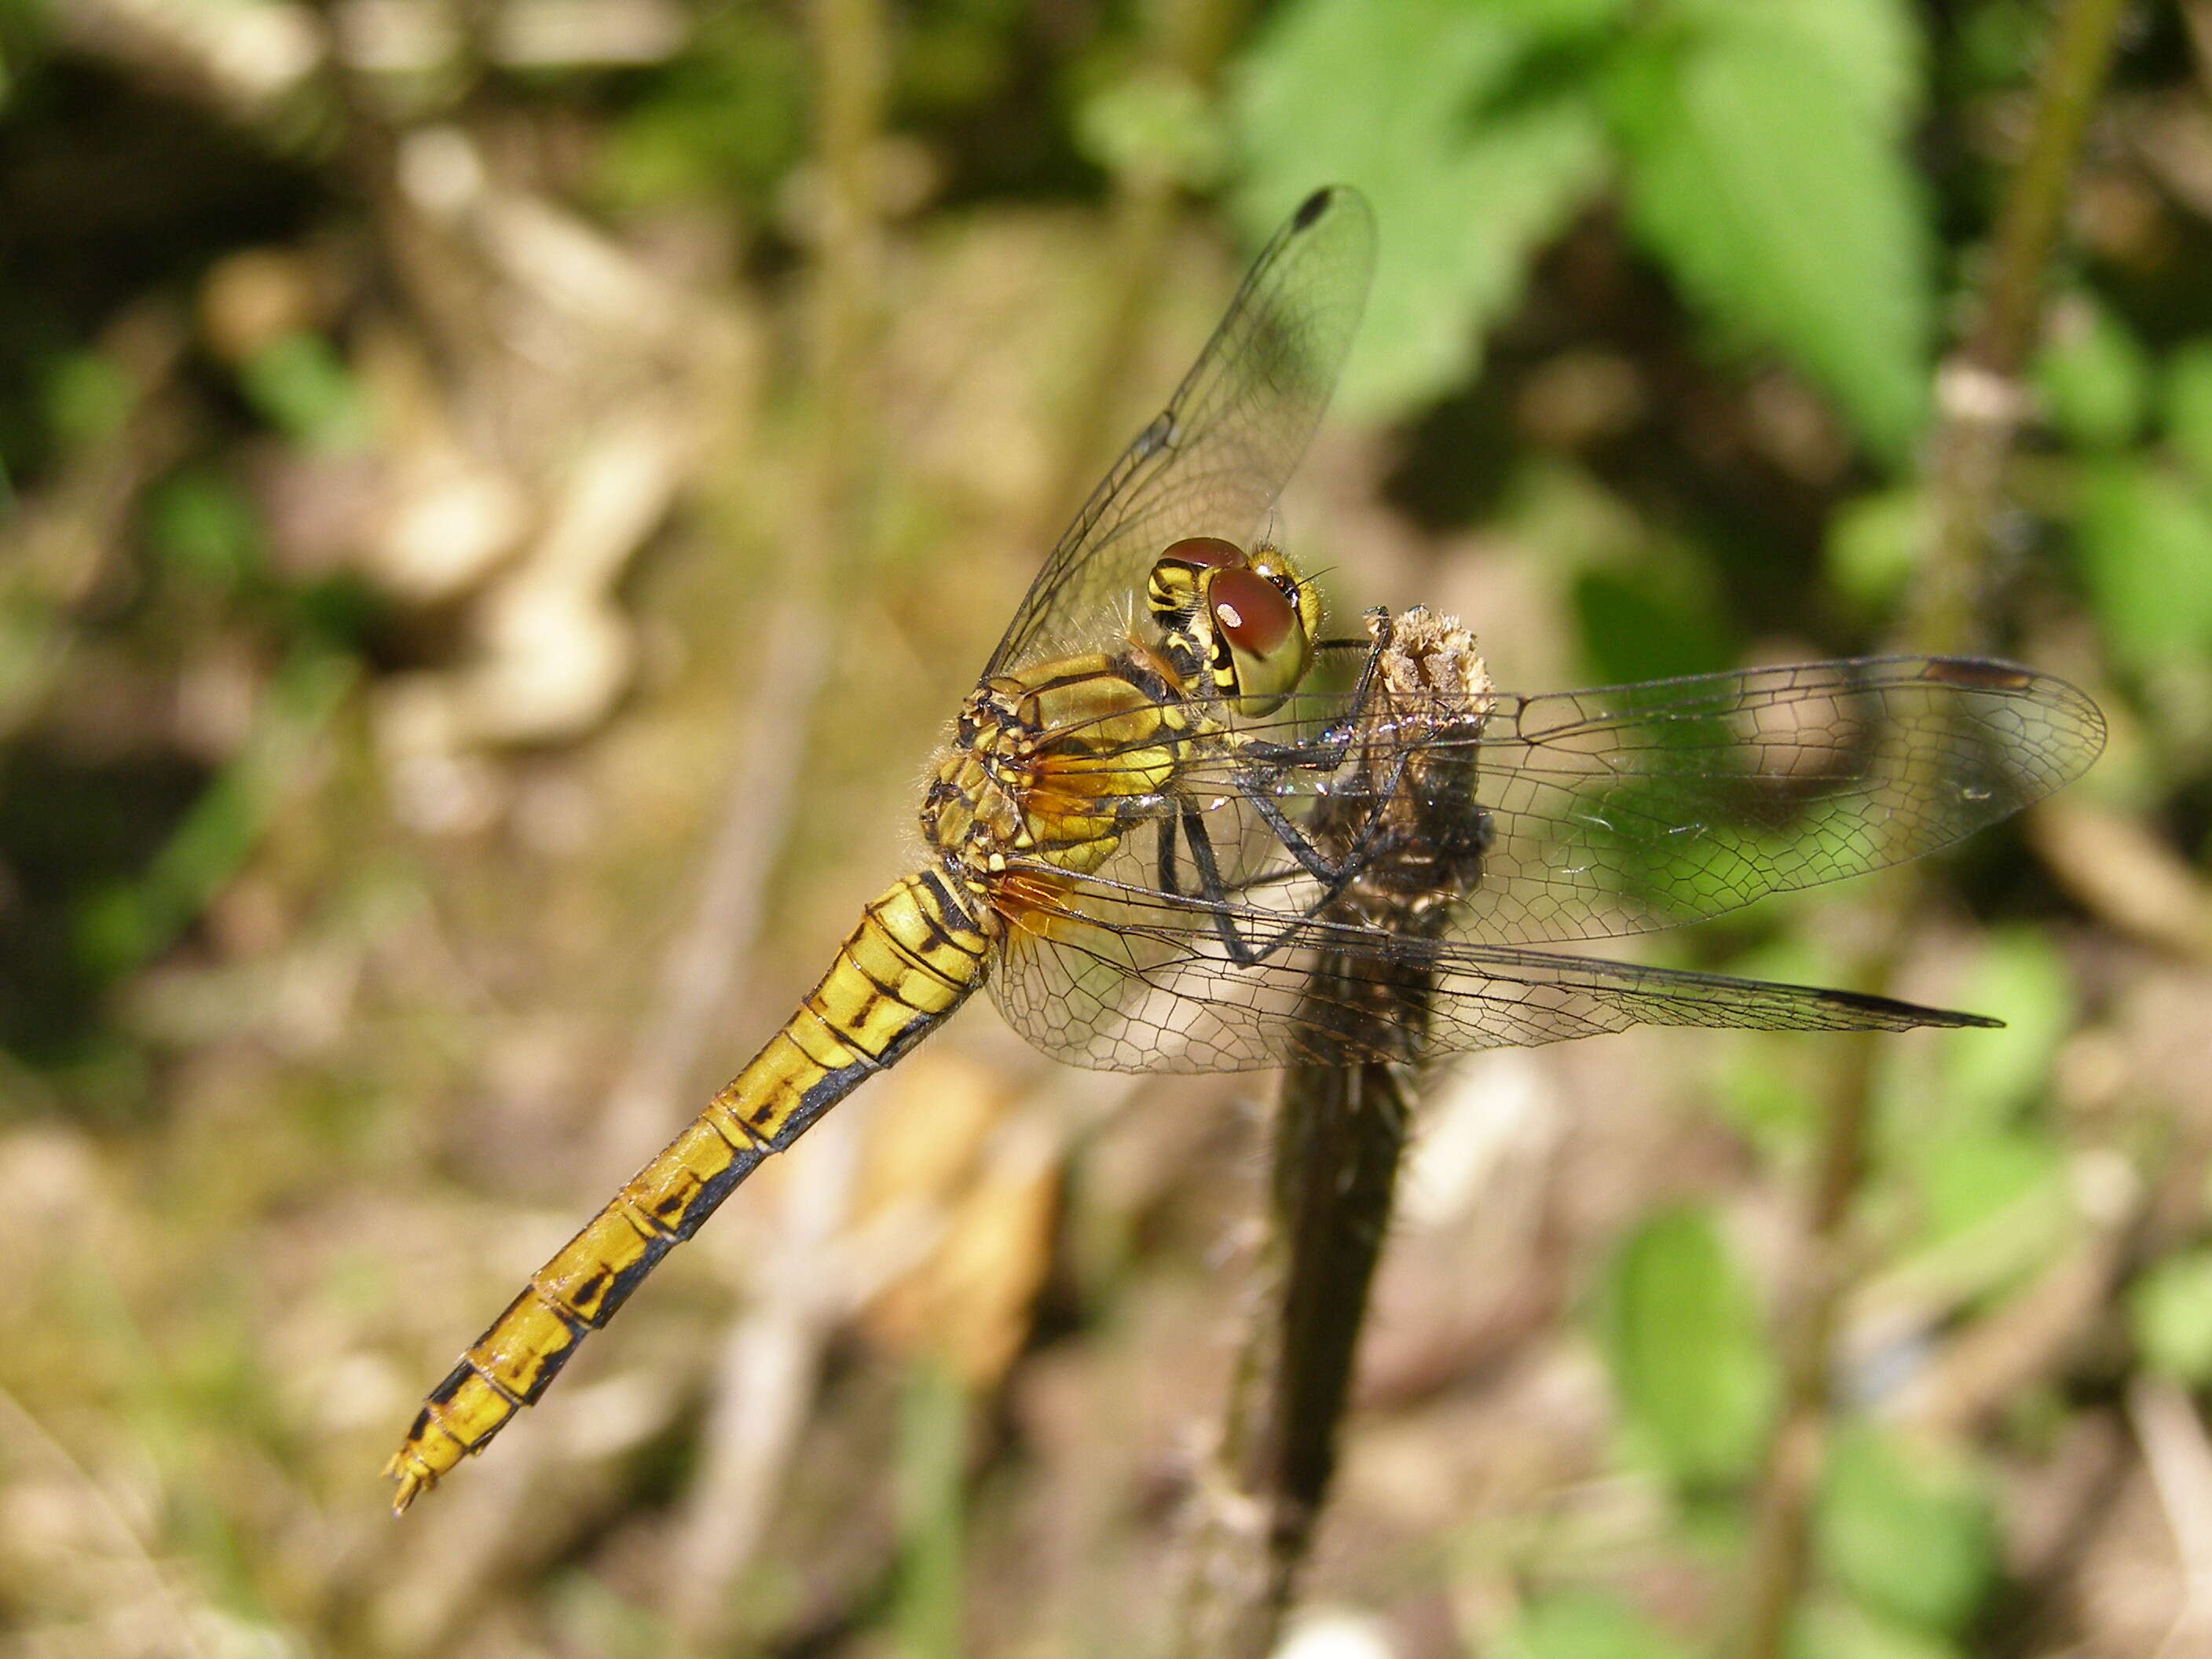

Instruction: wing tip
[1817,984,2004,1031]
[1294,185,1336,229]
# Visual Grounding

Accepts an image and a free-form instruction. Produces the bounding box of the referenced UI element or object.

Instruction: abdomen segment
[386,870,987,1511]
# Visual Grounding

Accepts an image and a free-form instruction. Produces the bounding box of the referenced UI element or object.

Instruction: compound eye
[1209,566,1295,657]
[1209,566,1311,715]
[1156,536,1244,572]
[1148,536,1249,635]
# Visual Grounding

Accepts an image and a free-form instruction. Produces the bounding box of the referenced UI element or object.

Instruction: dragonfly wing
[984,185,1376,679]
[1151,656,2105,947]
[988,866,1991,1075]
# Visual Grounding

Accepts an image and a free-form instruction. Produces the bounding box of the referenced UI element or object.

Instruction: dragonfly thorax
[921,655,1201,906]
[1146,535,1320,717]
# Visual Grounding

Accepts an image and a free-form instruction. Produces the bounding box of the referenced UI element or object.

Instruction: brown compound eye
[1208,566,1296,658]
[1148,537,1250,636]
[1207,564,1311,716]
[1156,536,1245,572]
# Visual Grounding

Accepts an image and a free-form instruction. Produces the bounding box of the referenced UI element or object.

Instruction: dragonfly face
[1146,534,1322,716]
[387,184,2108,1511]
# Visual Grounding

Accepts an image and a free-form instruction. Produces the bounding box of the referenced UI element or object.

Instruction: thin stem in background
[1027,0,1242,552]
[658,0,886,1639]
[1739,5,2134,1656]
[1914,0,2132,656]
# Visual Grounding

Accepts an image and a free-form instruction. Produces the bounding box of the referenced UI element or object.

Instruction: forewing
[987,862,1993,1075]
[1149,656,2105,946]
[985,186,1376,679]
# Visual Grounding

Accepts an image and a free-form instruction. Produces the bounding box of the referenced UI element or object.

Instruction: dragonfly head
[1148,536,1320,716]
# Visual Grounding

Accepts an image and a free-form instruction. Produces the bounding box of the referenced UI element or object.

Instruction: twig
[2129,1376,2212,1658]
[0,1383,212,1659]
[1738,1025,1884,1659]
[1914,0,2133,654]
[657,0,885,1634]
[665,1097,870,1644]
[2027,798,2212,964]
[1173,612,1493,1658]
[1738,5,2133,1654]
[1024,0,1236,553]
[586,604,830,1173]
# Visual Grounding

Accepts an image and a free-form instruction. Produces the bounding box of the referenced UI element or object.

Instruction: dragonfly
[386,185,2105,1510]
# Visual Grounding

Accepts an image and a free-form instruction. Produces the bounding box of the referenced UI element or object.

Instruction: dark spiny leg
[1180,805,1263,963]
[1234,740,1419,890]
[1240,609,1394,774]
[1176,785,1416,968]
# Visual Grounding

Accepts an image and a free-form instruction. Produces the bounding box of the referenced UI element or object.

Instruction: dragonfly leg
[1170,771,1415,968]
[1154,808,1296,965]
[1171,804,1314,964]
[1236,606,1392,774]
[1235,727,1421,881]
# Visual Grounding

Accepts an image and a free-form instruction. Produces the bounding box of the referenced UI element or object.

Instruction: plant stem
[1172,613,1492,1657]
[1915,0,2132,654]
[661,0,884,1640]
[1030,0,1242,551]
[1740,5,2132,1654]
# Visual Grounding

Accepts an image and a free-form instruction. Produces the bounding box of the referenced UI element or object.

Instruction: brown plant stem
[1740,5,2132,1656]
[1914,0,2131,654]
[1174,1060,1412,1659]
[661,0,884,1640]
[1028,0,1241,551]
[1737,1025,1884,1659]
[1173,614,1491,1658]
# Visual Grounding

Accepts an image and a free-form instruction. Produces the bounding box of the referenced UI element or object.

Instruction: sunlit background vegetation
[3,0,2210,1655]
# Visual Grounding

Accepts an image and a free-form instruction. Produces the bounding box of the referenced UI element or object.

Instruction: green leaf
[1595,1205,1778,1485]
[1675,0,1925,128]
[1934,928,2074,1130]
[2035,296,2150,450]
[1489,0,1635,42]
[1956,0,2047,93]
[1607,9,1934,463]
[1231,0,1610,417]
[43,350,135,449]
[1572,564,1731,683]
[1826,486,1928,612]
[591,6,806,207]
[1793,1599,1962,1659]
[1911,1128,2064,1246]
[1073,69,1226,189]
[145,469,266,590]
[2072,455,2212,675]
[1816,1426,1996,1635]
[2160,337,2212,488]
[1716,1035,1819,1144]
[2129,1251,2212,1384]
[1500,1591,1696,1659]
[237,333,371,452]
[71,649,357,975]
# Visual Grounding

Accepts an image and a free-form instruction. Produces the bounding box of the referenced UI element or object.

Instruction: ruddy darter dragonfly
[387,185,2105,1510]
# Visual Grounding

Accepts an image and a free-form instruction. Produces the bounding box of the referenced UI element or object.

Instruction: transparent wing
[1049,655,2108,947]
[984,185,1376,679]
[982,654,2105,1072]
[989,869,1993,1074]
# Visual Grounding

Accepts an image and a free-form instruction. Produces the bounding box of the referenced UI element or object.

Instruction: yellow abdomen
[385,870,987,1511]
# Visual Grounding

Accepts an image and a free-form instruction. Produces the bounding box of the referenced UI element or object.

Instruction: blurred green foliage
[1815,1426,1997,1639]
[1596,1204,1778,1486]
[1503,1588,1699,1659]
[1233,0,1932,455]
[2130,1250,2212,1383]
